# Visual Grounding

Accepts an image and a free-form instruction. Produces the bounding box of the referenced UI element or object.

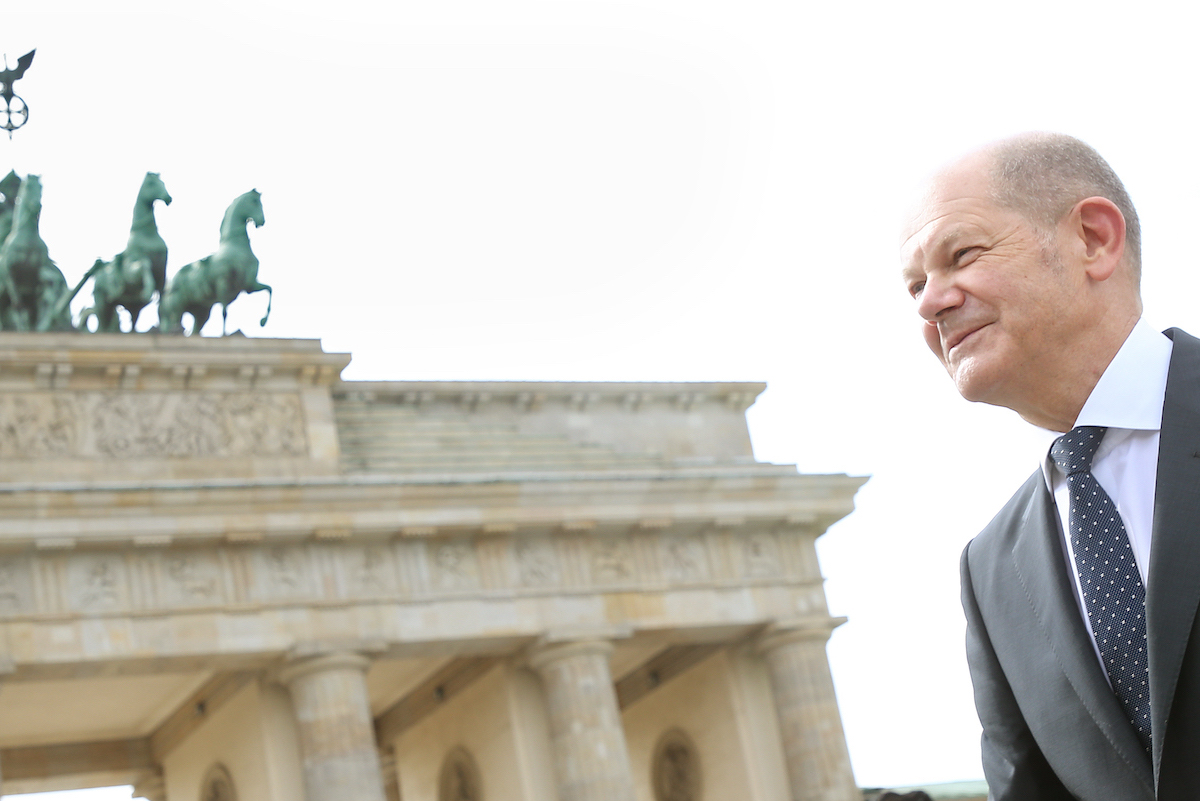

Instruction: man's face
[900,159,1084,413]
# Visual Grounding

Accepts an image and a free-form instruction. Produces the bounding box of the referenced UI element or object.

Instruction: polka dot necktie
[1050,426,1151,753]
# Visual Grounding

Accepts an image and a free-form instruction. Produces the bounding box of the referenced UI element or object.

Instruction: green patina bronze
[0,174,272,335]
[0,174,77,331]
[157,189,271,336]
[79,172,173,333]
[0,170,20,244]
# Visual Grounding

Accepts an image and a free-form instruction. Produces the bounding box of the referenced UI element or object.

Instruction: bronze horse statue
[0,170,20,246]
[158,189,270,336]
[0,174,77,331]
[79,172,173,332]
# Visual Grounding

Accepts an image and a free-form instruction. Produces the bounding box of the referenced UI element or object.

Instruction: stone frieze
[0,527,822,621]
[0,391,308,459]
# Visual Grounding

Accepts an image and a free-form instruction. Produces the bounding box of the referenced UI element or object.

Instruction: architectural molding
[0,525,835,630]
[334,380,766,413]
[0,470,864,547]
[0,737,154,794]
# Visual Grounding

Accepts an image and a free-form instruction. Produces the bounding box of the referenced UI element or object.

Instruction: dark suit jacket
[961,328,1200,801]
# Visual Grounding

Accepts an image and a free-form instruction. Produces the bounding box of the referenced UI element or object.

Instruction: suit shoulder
[965,470,1044,565]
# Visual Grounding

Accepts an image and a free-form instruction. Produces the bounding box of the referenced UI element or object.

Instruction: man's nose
[916,274,963,322]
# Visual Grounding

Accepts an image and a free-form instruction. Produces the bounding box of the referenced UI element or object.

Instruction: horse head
[140,172,172,207]
[14,175,42,225]
[0,171,20,207]
[240,189,264,229]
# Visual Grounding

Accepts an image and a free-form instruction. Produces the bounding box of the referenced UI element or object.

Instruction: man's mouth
[945,324,989,357]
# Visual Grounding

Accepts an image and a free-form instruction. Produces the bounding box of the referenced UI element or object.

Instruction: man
[901,133,1200,800]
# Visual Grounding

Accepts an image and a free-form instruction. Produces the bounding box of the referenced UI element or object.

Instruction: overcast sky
[7,1,1200,797]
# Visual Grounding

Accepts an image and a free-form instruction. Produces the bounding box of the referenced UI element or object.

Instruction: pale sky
[6,1,1200,797]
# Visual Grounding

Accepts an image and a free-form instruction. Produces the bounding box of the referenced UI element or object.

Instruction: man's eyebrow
[931,225,969,254]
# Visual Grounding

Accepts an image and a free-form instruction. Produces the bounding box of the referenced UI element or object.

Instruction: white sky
[6,1,1200,796]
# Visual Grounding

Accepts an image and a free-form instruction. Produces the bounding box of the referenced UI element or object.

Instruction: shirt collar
[1038,318,1173,487]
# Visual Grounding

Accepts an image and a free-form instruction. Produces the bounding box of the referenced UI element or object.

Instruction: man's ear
[1071,196,1126,281]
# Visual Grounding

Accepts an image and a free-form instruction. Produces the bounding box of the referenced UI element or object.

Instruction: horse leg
[6,275,28,331]
[222,303,229,337]
[97,304,118,333]
[249,282,272,327]
[189,305,212,337]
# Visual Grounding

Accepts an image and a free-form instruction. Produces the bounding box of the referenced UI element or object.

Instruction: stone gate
[0,333,864,801]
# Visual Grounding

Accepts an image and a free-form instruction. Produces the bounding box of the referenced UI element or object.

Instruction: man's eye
[953,247,980,264]
[909,281,925,298]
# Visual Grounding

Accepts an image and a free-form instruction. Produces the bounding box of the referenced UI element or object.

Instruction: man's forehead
[901,155,998,256]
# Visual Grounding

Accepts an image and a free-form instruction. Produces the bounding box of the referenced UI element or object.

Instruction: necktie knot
[1050,426,1107,476]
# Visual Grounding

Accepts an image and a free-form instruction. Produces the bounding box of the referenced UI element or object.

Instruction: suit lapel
[1010,480,1155,789]
[1147,328,1200,778]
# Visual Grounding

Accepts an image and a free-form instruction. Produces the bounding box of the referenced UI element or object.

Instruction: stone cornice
[0,471,868,547]
[0,333,350,389]
[334,380,766,412]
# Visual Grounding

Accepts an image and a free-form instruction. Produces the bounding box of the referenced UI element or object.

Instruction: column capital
[132,769,166,801]
[278,650,373,686]
[527,638,614,672]
[755,615,847,653]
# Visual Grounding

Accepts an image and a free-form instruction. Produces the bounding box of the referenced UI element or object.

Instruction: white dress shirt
[1037,318,1173,674]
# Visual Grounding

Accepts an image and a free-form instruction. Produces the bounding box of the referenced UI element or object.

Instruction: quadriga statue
[0,174,78,331]
[79,172,172,332]
[157,189,271,336]
[0,170,21,245]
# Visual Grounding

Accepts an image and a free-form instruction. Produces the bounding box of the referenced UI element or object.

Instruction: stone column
[279,652,387,801]
[529,639,636,801]
[132,769,166,801]
[757,619,858,801]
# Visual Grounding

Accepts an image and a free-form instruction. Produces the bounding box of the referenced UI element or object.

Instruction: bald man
[901,133,1200,800]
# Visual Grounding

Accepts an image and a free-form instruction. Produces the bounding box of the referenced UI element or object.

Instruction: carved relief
[162,552,221,606]
[662,536,709,583]
[90,392,307,458]
[439,747,483,801]
[742,533,783,578]
[515,539,559,587]
[0,530,800,620]
[0,395,78,457]
[432,542,479,590]
[222,393,307,456]
[590,537,635,584]
[0,557,31,612]
[68,555,125,610]
[347,546,394,596]
[652,729,701,801]
[0,391,307,459]
[261,547,310,598]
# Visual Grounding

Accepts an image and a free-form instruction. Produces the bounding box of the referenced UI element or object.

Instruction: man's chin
[950,363,998,404]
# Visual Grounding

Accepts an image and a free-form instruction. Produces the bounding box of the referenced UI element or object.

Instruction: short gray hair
[988,133,1141,280]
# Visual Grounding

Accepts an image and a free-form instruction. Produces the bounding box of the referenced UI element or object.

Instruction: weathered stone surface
[0,335,866,801]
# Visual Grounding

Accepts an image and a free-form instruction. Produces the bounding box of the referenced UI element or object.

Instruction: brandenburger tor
[0,52,865,801]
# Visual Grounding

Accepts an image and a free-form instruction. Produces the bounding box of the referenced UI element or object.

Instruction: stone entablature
[0,335,866,801]
[0,468,855,544]
[0,523,840,663]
